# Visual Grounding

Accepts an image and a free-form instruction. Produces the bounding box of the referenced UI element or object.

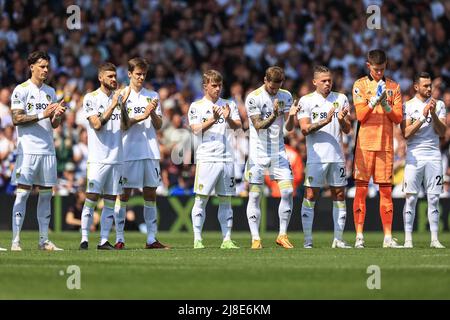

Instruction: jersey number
[229,177,235,188]
[436,175,443,186]
[340,167,346,178]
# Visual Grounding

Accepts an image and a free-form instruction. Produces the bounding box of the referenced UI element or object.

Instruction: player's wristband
[418,115,426,123]
[381,100,391,113]
[368,97,378,109]
[38,113,44,120]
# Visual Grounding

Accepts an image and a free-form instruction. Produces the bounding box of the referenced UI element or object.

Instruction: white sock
[100,199,115,245]
[301,199,315,243]
[218,197,233,241]
[333,200,346,241]
[115,201,127,243]
[403,193,418,242]
[12,188,31,244]
[144,200,157,244]
[37,189,53,244]
[81,199,96,243]
[191,195,208,241]
[278,181,293,236]
[427,194,440,242]
[246,185,261,240]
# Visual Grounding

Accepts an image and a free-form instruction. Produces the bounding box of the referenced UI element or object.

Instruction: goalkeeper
[352,49,403,248]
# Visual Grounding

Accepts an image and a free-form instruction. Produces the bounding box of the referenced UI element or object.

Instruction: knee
[143,187,157,201]
[278,180,293,199]
[379,184,392,199]
[280,187,293,199]
[355,181,369,196]
[218,196,231,207]
[194,195,208,207]
[86,193,99,202]
[120,193,130,202]
[248,184,262,203]
[333,188,346,201]
[405,194,418,207]
[428,194,439,207]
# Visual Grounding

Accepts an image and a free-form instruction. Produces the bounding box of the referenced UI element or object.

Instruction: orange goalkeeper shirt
[353,75,403,152]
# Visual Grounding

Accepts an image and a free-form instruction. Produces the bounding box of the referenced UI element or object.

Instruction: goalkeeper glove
[380,96,391,113]
[376,80,386,98]
[368,80,386,109]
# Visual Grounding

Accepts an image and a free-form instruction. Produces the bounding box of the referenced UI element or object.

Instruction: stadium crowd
[0,0,449,197]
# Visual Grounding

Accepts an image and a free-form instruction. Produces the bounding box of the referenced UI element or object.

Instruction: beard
[103,81,117,91]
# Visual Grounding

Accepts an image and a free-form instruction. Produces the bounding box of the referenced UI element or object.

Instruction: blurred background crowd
[1,0,449,198]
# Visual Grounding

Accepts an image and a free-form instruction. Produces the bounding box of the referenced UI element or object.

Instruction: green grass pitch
[0,231,449,299]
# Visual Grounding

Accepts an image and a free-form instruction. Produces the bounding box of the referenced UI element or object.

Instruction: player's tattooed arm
[12,109,39,125]
[250,98,280,130]
[12,103,58,126]
[300,106,336,136]
[120,101,131,130]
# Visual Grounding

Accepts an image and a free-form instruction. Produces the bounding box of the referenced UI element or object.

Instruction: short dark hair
[313,65,330,78]
[265,66,285,83]
[367,49,387,65]
[27,51,50,66]
[414,72,431,84]
[98,62,116,75]
[128,57,149,73]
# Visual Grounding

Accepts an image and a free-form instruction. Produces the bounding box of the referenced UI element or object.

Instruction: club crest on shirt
[98,105,105,114]
[198,184,204,191]
[46,94,52,102]
[333,102,339,108]
[146,97,152,103]
[387,90,393,97]
[308,176,313,183]
[312,112,319,120]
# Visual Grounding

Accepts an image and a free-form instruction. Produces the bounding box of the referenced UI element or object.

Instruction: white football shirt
[11,79,56,155]
[297,91,348,164]
[188,97,240,163]
[122,87,162,161]
[403,97,446,162]
[83,88,123,164]
[245,85,292,164]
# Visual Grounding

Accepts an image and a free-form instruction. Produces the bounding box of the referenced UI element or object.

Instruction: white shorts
[122,159,161,189]
[194,162,235,196]
[245,157,292,184]
[12,154,57,187]
[403,161,443,195]
[86,163,123,195]
[304,162,347,188]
